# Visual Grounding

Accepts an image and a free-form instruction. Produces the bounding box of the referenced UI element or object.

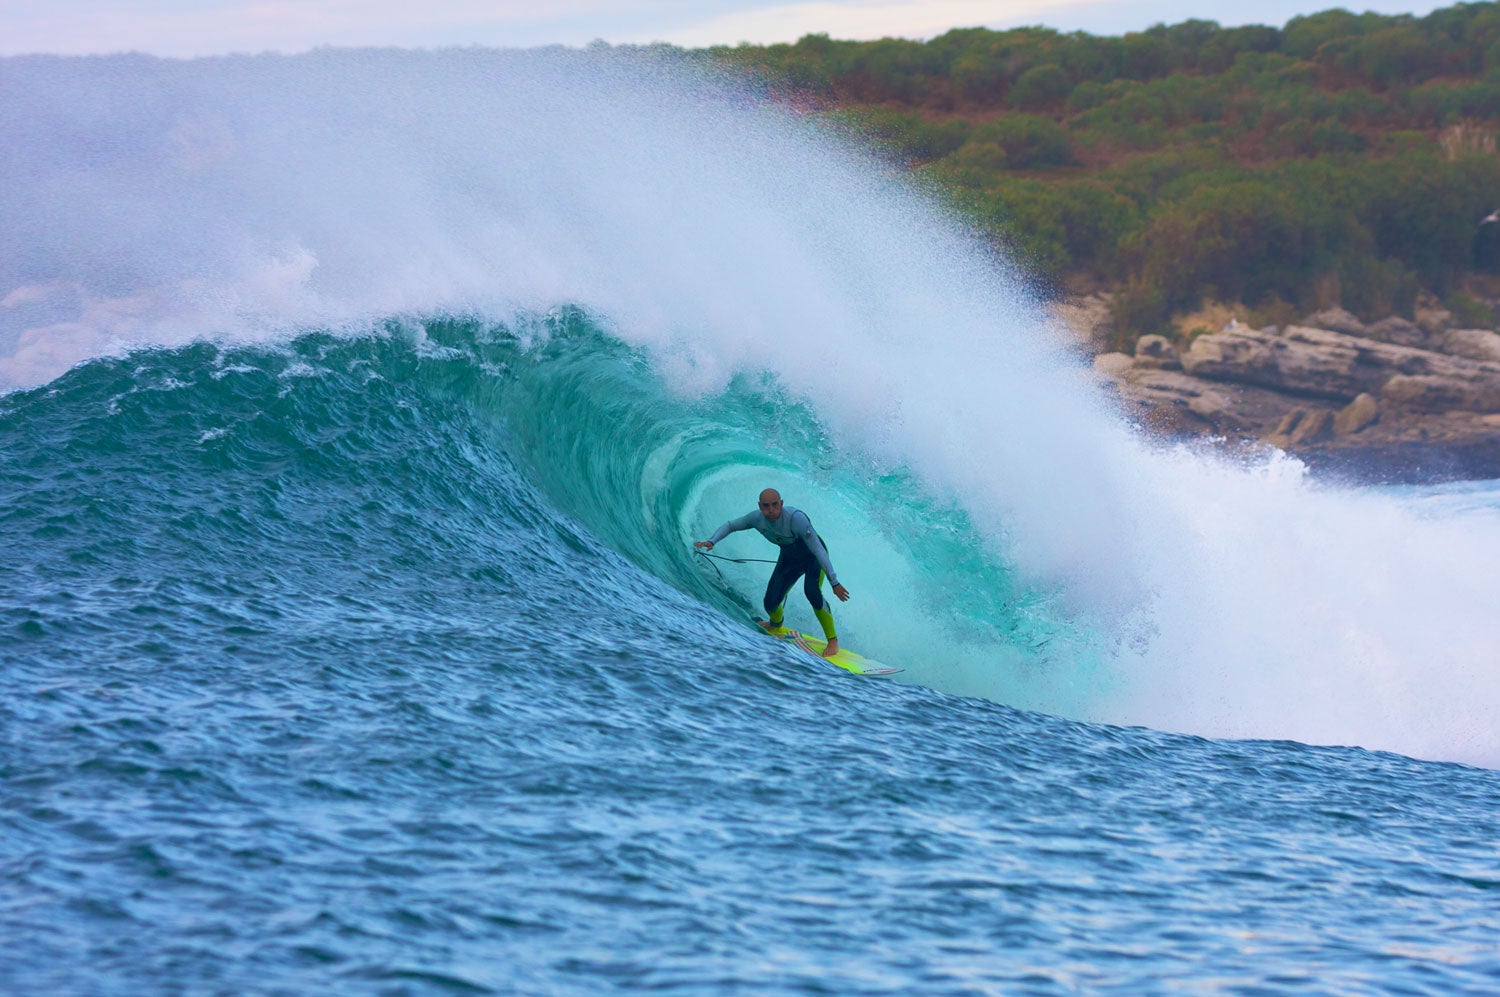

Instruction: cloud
[0,0,1458,59]
[0,0,671,56]
[620,0,1100,47]
[0,0,1124,56]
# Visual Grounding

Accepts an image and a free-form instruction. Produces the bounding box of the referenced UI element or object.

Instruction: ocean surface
[4,48,1500,994]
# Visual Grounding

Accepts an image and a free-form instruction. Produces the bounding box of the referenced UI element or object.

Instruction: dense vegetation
[706,4,1500,341]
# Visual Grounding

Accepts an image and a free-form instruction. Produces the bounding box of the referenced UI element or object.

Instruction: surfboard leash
[693,548,777,582]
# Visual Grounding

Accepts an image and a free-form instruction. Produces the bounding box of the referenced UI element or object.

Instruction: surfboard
[759,623,902,676]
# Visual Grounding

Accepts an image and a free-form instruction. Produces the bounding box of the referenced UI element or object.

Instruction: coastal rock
[1415,303,1454,336]
[1293,409,1335,444]
[1180,329,1274,383]
[1364,315,1427,348]
[1181,324,1500,404]
[1307,307,1366,336]
[1052,294,1114,351]
[1181,325,1376,399]
[1092,352,1135,378]
[1268,407,1335,447]
[1441,328,1500,364]
[1381,373,1500,414]
[1289,409,1500,481]
[1103,365,1280,436]
[1270,409,1302,440]
[1091,304,1500,478]
[1133,334,1180,369]
[1334,393,1379,435]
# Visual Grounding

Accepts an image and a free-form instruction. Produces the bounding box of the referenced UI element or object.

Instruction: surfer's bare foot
[822,638,839,657]
[757,619,778,632]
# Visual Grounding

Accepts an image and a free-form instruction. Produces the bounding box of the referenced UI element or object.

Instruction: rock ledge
[1081,306,1500,482]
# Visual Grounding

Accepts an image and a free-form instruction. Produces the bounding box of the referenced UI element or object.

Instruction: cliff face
[1082,303,1500,481]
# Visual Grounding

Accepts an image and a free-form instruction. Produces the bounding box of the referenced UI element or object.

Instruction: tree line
[705,3,1500,340]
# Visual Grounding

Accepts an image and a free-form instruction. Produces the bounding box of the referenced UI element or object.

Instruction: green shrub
[707,5,1500,321]
[1010,63,1071,110]
[1446,292,1498,327]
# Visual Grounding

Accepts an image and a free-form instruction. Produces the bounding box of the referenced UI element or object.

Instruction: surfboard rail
[758,622,902,676]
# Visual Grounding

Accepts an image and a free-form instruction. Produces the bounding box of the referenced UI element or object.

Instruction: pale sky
[0,0,1455,57]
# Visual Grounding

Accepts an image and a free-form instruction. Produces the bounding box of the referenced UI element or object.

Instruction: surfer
[695,488,850,657]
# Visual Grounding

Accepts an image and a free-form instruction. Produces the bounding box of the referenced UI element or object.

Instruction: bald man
[695,488,850,657]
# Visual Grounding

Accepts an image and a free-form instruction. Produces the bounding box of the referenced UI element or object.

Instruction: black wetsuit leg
[763,539,828,619]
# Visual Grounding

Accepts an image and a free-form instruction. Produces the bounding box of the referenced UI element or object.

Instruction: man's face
[759,495,783,520]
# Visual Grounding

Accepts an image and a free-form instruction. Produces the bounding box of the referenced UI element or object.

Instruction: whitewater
[3,47,1499,993]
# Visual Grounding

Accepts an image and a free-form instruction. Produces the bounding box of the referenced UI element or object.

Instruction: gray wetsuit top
[708,506,839,586]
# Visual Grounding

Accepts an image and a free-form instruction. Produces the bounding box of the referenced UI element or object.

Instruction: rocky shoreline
[1063,297,1500,482]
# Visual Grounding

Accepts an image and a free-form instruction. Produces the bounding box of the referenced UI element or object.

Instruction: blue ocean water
[4,49,1500,994]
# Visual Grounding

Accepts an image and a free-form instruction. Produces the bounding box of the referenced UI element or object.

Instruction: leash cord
[693,548,776,582]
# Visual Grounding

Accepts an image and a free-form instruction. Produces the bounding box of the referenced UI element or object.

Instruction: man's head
[758,488,783,521]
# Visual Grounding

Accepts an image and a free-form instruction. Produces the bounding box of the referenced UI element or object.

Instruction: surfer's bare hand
[832,584,849,601]
[694,540,713,550]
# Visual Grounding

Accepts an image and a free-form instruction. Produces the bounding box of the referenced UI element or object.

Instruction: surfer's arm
[701,512,758,548]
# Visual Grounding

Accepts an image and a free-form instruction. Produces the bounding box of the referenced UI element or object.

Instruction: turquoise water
[5,47,1500,994]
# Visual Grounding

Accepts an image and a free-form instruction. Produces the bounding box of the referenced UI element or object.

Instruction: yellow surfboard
[760,623,902,676]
